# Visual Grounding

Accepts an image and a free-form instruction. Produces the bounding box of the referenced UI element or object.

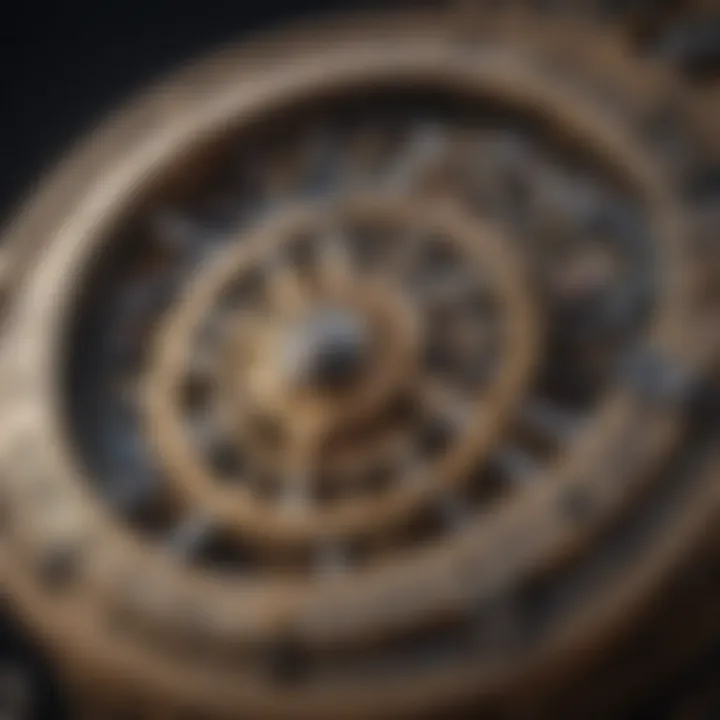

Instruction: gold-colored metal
[146,197,539,546]
[0,2,718,718]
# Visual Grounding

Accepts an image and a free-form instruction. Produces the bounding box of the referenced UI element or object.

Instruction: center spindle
[282,307,371,392]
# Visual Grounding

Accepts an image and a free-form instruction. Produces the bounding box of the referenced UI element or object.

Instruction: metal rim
[0,5,717,718]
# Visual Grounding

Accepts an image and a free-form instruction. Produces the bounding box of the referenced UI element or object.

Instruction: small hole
[181,375,212,412]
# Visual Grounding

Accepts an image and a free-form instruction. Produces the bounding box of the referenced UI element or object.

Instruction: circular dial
[0,4,719,719]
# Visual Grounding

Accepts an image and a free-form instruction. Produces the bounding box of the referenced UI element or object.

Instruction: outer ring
[0,7,713,718]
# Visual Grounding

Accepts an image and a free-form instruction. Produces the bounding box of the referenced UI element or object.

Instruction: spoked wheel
[0,3,719,718]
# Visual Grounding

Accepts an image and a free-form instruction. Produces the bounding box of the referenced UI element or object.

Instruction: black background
[0,0,357,226]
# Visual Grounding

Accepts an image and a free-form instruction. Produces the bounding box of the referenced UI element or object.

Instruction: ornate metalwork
[0,2,718,718]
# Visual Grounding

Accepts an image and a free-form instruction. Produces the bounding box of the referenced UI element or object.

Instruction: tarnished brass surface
[0,2,719,718]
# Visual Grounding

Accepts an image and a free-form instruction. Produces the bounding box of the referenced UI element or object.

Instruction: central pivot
[283,307,371,392]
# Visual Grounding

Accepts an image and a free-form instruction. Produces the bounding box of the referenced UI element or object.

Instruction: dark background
[4,0,719,228]
[0,0,356,226]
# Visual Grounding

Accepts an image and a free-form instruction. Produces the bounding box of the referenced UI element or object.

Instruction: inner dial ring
[146,196,540,547]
